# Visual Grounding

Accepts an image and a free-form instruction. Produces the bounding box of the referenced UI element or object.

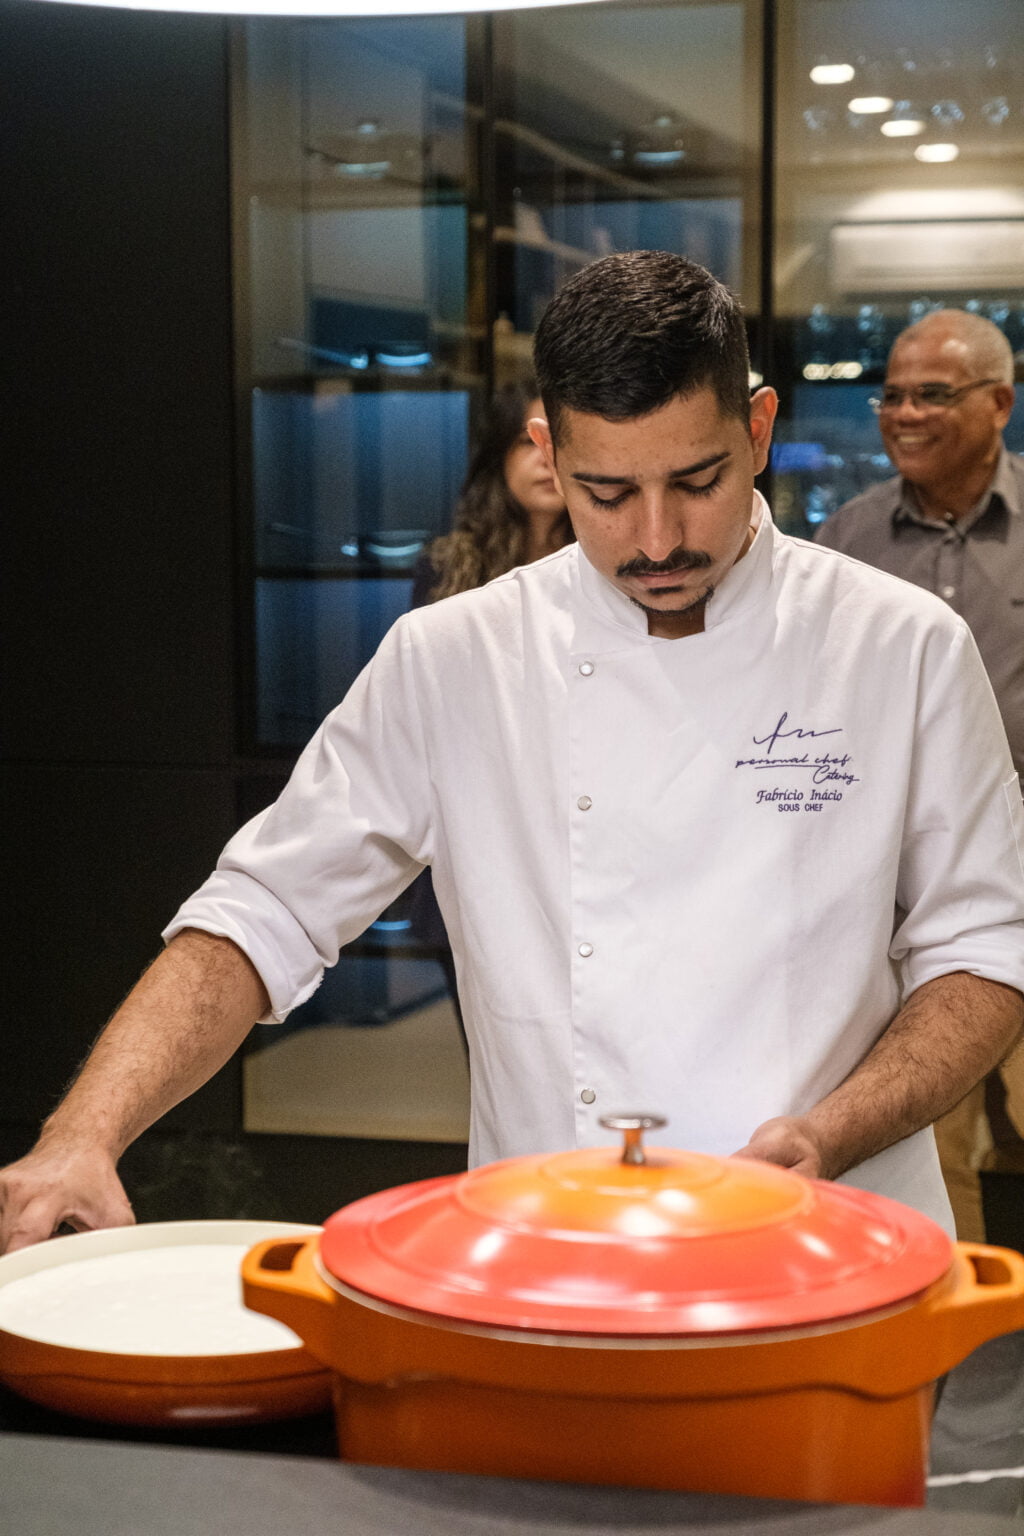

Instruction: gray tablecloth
[1,1433,1020,1536]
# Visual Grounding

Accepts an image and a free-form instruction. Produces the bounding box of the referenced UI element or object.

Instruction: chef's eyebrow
[570,451,731,486]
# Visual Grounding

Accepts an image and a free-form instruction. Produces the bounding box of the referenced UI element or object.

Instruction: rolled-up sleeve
[893,619,1024,998]
[163,616,432,1022]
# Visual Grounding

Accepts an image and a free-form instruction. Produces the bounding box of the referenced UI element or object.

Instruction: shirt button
[578,941,594,957]
[940,584,956,600]
[577,795,593,811]
[578,661,595,677]
[580,1088,596,1105]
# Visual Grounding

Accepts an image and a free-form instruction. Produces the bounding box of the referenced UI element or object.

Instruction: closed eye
[584,487,631,510]
[676,472,723,498]
[580,469,724,510]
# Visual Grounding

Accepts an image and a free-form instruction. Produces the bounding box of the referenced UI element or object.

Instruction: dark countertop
[3,1333,1023,1531]
[2,1432,1022,1536]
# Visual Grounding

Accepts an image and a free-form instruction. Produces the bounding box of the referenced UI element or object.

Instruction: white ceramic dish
[0,1219,333,1426]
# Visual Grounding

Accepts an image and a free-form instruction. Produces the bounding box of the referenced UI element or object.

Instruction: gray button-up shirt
[815,449,1024,778]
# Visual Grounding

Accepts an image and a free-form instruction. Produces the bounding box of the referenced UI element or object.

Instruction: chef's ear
[527,415,558,477]
[748,387,778,477]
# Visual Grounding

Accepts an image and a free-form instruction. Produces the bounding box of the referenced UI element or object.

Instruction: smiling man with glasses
[816,308,1024,1242]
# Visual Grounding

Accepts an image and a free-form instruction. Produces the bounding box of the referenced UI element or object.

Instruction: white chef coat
[166,495,1024,1233]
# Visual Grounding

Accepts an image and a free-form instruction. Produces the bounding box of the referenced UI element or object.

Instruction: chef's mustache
[617,549,713,579]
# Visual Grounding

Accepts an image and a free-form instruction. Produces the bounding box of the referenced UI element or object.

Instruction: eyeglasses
[868,378,1001,415]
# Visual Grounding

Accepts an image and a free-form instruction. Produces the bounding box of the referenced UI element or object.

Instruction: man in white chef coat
[2,250,1023,1255]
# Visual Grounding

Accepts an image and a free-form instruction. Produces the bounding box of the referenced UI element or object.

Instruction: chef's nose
[635,491,683,562]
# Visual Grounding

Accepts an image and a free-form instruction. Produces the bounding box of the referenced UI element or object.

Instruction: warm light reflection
[810,63,855,85]
[881,119,925,137]
[654,1188,699,1215]
[615,1205,680,1238]
[802,361,864,381]
[468,1230,506,1266]
[915,143,960,163]
[846,187,1024,220]
[796,1231,834,1260]
[848,96,893,114]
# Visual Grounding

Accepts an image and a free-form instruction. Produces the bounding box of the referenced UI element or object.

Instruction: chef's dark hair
[533,250,751,444]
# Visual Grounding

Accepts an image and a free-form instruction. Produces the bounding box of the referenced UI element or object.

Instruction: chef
[2,250,1023,1255]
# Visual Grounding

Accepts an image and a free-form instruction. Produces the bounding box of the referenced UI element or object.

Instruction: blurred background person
[407,379,574,1045]
[815,309,1024,1241]
[413,377,573,602]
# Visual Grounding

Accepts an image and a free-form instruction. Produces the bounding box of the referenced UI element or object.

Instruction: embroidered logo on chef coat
[735,711,859,811]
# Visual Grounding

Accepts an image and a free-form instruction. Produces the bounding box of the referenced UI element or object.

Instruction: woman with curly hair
[412,377,573,605]
[408,379,574,1046]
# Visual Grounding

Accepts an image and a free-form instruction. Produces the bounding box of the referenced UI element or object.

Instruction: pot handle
[241,1234,336,1356]
[924,1242,1024,1373]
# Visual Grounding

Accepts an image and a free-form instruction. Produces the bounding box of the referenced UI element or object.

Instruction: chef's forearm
[37,929,269,1161]
[805,971,1023,1180]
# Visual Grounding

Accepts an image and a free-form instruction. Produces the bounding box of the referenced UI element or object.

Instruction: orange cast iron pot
[242,1114,1024,1508]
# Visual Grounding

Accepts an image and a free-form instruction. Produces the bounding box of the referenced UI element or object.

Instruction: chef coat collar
[575,490,775,641]
[892,447,1022,536]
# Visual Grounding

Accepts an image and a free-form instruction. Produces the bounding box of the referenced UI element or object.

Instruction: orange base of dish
[1,1365,333,1428]
[332,1373,933,1507]
[0,1328,333,1428]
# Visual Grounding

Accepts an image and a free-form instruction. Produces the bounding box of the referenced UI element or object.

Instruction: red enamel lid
[319,1118,953,1337]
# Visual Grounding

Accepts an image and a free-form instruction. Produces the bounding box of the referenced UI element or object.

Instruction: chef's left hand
[732,1115,831,1179]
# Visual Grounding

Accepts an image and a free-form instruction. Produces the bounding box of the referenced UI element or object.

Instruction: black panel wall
[1,0,241,1145]
[0,0,468,1213]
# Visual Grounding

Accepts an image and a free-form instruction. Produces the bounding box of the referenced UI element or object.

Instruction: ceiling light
[25,0,613,12]
[881,119,925,137]
[802,362,864,381]
[848,96,893,114]
[810,63,855,85]
[915,143,960,163]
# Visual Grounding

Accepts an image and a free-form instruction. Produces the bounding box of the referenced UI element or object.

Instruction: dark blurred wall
[0,0,241,1143]
[0,2,468,1214]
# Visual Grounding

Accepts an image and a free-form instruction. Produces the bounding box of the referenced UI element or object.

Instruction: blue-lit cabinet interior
[241,18,483,750]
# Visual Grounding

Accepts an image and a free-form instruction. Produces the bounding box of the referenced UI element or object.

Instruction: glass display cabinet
[488,1,762,385]
[235,14,487,1139]
[233,0,761,1143]
[238,16,487,751]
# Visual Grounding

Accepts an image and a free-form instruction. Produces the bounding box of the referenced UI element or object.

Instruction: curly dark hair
[425,378,573,600]
[533,250,752,444]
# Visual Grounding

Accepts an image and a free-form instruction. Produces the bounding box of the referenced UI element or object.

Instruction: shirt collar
[893,446,1020,533]
[575,490,776,642]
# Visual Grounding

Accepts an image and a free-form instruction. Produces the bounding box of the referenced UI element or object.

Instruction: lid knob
[599,1113,667,1166]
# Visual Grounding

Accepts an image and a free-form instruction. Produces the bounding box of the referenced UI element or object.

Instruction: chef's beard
[619,549,715,621]
[628,586,715,620]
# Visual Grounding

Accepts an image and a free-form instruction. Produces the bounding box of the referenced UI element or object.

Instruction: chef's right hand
[0,1140,135,1255]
